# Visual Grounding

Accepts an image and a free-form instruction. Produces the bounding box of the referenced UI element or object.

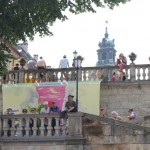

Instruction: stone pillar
[67,112,84,136]
[130,63,136,82]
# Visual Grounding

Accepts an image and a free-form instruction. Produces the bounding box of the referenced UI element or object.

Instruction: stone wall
[100,81,150,117]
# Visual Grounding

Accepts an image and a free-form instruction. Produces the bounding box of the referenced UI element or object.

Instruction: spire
[105,20,108,38]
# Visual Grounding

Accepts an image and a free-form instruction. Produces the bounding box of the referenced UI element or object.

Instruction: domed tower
[96,21,116,66]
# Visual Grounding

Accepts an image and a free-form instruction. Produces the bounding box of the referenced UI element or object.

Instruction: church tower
[96,21,116,66]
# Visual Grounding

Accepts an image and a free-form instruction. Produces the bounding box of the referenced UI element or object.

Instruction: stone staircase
[84,113,150,134]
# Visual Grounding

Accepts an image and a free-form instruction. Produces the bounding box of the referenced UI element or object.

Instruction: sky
[28,0,150,68]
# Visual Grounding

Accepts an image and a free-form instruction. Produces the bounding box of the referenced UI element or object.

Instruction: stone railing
[0,63,150,84]
[0,113,83,141]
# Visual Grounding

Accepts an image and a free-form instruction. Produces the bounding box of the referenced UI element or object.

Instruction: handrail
[84,113,150,133]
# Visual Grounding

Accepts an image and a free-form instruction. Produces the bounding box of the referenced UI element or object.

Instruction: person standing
[37,57,46,81]
[59,55,69,68]
[37,56,46,69]
[59,55,69,80]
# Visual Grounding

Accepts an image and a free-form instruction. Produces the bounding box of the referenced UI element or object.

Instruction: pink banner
[36,86,65,111]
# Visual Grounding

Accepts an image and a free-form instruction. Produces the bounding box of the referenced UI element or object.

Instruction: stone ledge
[101,80,150,86]
[0,136,86,144]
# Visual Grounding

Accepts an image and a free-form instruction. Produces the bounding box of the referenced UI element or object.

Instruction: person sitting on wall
[127,108,136,120]
[60,94,77,125]
[111,111,122,120]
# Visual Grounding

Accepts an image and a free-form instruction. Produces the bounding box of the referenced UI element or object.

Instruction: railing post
[130,62,136,81]
[67,112,83,137]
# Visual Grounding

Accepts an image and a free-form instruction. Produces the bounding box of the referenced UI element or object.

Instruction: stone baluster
[16,118,22,137]
[40,117,45,136]
[137,68,141,80]
[130,63,136,81]
[54,117,60,136]
[124,68,129,80]
[82,70,86,81]
[148,67,150,80]
[24,118,30,137]
[61,125,66,136]
[11,118,16,137]
[14,72,18,83]
[142,68,146,80]
[47,117,52,136]
[60,71,63,81]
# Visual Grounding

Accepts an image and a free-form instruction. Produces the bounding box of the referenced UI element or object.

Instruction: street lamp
[73,50,81,112]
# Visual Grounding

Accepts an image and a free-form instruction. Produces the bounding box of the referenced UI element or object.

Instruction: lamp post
[73,50,81,111]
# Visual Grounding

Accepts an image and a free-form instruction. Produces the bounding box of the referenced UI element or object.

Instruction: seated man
[60,94,77,125]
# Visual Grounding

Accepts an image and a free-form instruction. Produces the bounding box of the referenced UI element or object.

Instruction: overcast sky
[28,0,150,68]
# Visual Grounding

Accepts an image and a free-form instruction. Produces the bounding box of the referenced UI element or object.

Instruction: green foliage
[0,0,130,43]
[0,42,13,75]
[0,0,130,74]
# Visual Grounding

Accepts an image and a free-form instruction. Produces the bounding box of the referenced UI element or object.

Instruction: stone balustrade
[0,113,83,140]
[0,63,150,84]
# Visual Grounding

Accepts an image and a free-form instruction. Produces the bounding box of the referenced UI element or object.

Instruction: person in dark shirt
[49,102,60,134]
[60,94,77,125]
[49,102,60,113]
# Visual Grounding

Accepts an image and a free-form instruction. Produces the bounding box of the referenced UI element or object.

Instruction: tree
[0,0,130,74]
